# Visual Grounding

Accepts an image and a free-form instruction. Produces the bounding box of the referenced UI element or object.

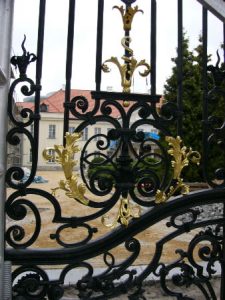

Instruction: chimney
[107,86,113,92]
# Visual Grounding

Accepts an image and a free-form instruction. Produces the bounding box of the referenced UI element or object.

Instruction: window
[30,124,34,136]
[94,127,101,141]
[151,128,158,134]
[29,149,32,162]
[94,151,100,157]
[137,128,144,132]
[48,124,56,139]
[48,149,55,163]
[40,103,48,112]
[107,128,112,135]
[68,126,75,133]
[82,128,88,141]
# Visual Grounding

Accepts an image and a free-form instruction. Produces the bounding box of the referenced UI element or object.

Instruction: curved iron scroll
[6,90,179,249]
[6,189,225,299]
[203,51,225,188]
[6,1,225,299]
[71,91,175,208]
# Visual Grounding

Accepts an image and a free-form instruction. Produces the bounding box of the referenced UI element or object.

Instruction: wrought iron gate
[5,0,225,299]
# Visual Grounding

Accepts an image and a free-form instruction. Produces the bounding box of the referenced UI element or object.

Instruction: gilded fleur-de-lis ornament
[155,136,201,204]
[102,4,150,93]
[43,132,88,205]
[113,5,143,31]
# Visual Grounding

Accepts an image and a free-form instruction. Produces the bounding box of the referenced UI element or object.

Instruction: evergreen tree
[163,33,215,182]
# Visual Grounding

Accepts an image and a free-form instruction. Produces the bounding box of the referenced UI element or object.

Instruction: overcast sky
[12,0,224,99]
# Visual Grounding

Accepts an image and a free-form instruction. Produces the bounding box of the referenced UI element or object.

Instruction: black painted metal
[5,0,225,299]
[7,0,46,190]
[177,0,183,137]
[224,23,225,63]
[63,0,76,145]
[223,24,225,300]
[150,0,157,96]
[202,7,209,187]
[95,0,104,92]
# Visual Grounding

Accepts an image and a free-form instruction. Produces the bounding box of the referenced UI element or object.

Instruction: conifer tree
[163,33,215,182]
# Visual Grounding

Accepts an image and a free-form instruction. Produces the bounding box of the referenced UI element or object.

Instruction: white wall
[22,112,116,169]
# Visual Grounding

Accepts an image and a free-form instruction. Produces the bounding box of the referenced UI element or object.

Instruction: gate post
[0,0,14,298]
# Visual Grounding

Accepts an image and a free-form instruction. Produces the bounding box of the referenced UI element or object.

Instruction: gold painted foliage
[42,132,88,205]
[155,136,201,204]
[113,5,143,31]
[102,197,141,228]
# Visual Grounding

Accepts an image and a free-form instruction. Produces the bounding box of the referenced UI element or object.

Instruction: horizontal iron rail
[91,90,161,102]
[5,188,225,265]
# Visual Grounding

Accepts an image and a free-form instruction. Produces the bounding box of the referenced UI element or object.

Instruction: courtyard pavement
[62,278,221,299]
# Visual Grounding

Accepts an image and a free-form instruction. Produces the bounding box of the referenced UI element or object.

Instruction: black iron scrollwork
[204,51,225,187]
[12,265,64,300]
[121,0,137,5]
[8,191,225,299]
[7,36,40,189]
[5,1,225,299]
[11,35,37,78]
[74,92,172,211]
[159,225,222,300]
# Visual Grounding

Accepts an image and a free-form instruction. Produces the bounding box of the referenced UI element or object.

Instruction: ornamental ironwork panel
[5,0,225,299]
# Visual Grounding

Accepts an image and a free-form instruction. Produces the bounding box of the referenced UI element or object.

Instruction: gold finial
[102,197,141,228]
[113,5,143,31]
[155,136,201,204]
[123,100,130,107]
[42,132,88,205]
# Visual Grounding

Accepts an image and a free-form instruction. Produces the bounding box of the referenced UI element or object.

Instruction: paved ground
[62,278,221,299]
[7,171,220,299]
[44,265,221,299]
[6,171,201,264]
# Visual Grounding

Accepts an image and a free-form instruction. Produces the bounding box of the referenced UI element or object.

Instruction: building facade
[17,88,160,170]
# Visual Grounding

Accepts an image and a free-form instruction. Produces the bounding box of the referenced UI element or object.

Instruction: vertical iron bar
[32,0,46,175]
[177,0,183,137]
[150,0,157,95]
[63,0,76,145]
[202,7,208,185]
[95,0,104,92]
[222,205,225,300]
[221,22,225,300]
[224,23,225,64]
[125,3,131,87]
[0,2,14,298]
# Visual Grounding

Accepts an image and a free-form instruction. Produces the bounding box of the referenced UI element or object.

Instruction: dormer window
[40,103,48,112]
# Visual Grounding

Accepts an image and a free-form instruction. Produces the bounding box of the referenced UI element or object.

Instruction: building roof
[16,101,34,109]
[16,89,163,119]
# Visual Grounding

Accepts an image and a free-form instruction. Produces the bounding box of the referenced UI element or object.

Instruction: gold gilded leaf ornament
[102,197,141,228]
[155,136,201,204]
[113,5,143,31]
[42,132,88,205]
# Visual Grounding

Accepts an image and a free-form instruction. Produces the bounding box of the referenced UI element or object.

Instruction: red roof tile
[16,89,124,118]
[16,89,162,118]
[16,101,34,110]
